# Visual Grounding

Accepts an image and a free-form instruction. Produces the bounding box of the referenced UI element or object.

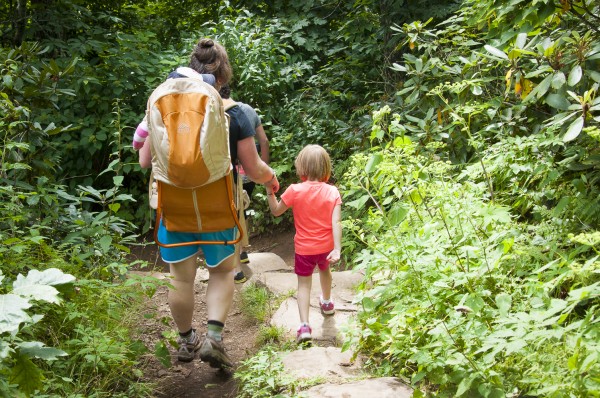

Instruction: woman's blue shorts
[157,219,236,267]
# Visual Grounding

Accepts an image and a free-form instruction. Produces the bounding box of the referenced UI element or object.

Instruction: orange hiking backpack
[146,74,242,247]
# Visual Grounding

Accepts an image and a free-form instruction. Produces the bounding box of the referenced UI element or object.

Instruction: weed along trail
[132,229,412,397]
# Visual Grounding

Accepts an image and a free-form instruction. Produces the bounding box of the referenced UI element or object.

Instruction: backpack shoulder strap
[223,98,239,112]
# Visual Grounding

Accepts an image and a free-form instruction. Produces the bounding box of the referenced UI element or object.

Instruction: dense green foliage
[1,0,599,396]
[338,0,600,396]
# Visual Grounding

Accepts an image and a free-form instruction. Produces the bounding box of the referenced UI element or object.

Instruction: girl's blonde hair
[294,144,331,182]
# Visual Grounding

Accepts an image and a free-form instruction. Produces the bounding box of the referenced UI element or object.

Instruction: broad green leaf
[10,353,44,396]
[13,268,75,288]
[0,294,32,334]
[18,342,68,360]
[523,74,552,102]
[563,117,584,142]
[465,294,485,313]
[514,32,527,49]
[113,175,124,186]
[535,74,553,99]
[154,341,171,368]
[114,194,135,201]
[580,352,598,372]
[78,185,103,200]
[456,375,475,396]
[495,293,512,316]
[568,353,579,370]
[546,94,570,110]
[99,235,112,252]
[0,340,11,361]
[589,70,600,83]
[505,339,527,355]
[568,65,582,86]
[388,204,409,225]
[409,189,423,205]
[471,85,483,96]
[365,154,383,173]
[362,297,376,311]
[551,72,566,89]
[412,389,425,398]
[393,136,411,147]
[552,196,570,216]
[391,63,407,72]
[484,45,508,60]
[346,195,369,210]
[12,285,60,304]
[415,58,423,72]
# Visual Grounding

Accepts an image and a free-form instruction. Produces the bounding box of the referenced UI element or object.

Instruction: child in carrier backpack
[266,144,342,343]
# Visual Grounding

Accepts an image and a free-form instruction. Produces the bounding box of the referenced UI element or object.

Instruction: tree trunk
[12,0,26,47]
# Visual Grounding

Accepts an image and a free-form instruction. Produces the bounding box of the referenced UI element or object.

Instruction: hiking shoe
[320,295,335,315]
[296,324,312,344]
[199,334,233,368]
[177,329,201,362]
[234,271,247,284]
[240,251,249,263]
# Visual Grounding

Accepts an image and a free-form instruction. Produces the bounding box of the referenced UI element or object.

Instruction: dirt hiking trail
[129,228,413,397]
[129,229,295,398]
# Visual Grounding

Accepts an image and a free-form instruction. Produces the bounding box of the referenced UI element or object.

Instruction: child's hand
[327,249,340,264]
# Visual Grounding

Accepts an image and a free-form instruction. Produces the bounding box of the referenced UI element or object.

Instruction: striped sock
[207,320,224,341]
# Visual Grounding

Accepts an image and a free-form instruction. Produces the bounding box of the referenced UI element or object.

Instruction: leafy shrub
[235,346,310,398]
[0,268,74,397]
[340,136,599,396]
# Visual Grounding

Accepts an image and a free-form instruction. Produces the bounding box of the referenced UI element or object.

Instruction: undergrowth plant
[340,134,599,396]
[239,282,289,345]
[1,56,160,395]
[0,268,74,396]
[234,345,323,398]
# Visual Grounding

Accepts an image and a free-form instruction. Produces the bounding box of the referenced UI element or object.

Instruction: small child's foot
[319,295,335,315]
[296,324,312,344]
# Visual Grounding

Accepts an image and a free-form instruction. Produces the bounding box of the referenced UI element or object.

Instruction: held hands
[263,169,280,194]
[327,249,341,264]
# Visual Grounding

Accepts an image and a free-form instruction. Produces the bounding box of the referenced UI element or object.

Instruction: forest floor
[128,227,296,398]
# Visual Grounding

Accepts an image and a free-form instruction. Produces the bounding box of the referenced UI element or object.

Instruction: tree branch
[578,0,600,23]
[567,0,600,34]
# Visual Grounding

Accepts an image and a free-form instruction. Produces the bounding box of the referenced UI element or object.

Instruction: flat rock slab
[259,270,362,311]
[271,297,354,344]
[281,347,361,381]
[245,252,291,278]
[302,377,413,398]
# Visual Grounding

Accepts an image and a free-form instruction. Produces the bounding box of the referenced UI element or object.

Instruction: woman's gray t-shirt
[237,102,262,129]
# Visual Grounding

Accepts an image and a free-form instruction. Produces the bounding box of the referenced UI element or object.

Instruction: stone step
[303,377,413,398]
[271,297,354,344]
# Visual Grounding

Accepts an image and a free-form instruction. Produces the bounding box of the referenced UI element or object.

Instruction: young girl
[266,144,342,343]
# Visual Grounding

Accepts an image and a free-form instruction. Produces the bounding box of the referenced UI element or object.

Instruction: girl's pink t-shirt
[280,181,342,255]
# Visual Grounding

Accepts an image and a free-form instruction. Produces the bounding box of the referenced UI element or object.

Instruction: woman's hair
[189,38,232,86]
[294,145,331,182]
[219,84,231,99]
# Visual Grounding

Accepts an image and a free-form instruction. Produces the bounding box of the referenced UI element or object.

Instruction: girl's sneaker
[319,295,335,315]
[296,324,312,343]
